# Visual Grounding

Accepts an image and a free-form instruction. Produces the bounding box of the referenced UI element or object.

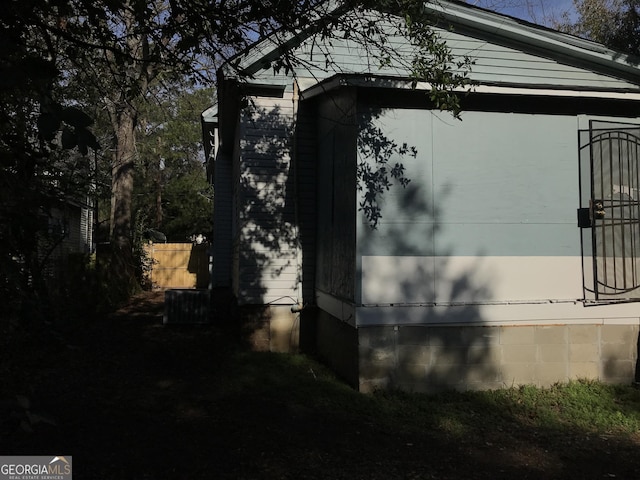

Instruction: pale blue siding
[242,15,640,93]
[357,109,581,257]
[444,32,639,90]
[432,111,579,257]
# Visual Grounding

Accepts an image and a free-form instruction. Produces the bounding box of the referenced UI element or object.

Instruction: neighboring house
[41,196,94,276]
[203,0,640,392]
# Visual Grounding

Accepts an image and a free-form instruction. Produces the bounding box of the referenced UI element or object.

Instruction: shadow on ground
[2,292,640,479]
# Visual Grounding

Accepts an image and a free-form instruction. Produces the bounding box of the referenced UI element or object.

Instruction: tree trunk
[108,105,137,294]
[155,157,163,228]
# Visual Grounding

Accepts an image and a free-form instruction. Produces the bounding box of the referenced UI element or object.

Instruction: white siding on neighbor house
[235,92,303,305]
[39,201,93,280]
[53,201,93,255]
[60,206,82,254]
[79,204,93,252]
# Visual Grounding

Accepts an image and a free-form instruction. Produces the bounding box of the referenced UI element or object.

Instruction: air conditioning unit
[163,289,211,324]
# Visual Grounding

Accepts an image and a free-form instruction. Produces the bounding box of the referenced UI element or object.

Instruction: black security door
[579,121,640,301]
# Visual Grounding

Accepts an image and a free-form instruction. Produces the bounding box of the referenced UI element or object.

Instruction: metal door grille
[579,121,640,301]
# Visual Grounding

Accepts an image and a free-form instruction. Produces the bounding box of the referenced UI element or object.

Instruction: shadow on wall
[235,104,299,305]
[601,326,640,384]
[236,99,426,305]
[236,100,499,391]
[357,106,498,393]
[213,101,324,354]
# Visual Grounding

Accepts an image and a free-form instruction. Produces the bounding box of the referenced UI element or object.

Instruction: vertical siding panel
[212,151,234,288]
[316,89,357,302]
[296,97,318,304]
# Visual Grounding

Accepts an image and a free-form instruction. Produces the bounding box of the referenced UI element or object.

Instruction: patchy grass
[225,352,640,440]
[3,293,640,479]
[370,380,640,439]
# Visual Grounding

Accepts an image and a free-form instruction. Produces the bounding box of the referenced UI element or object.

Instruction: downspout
[291,79,304,313]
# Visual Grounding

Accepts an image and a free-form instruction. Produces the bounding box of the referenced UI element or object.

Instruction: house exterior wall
[51,201,93,255]
[440,28,640,90]
[347,99,640,391]
[312,308,360,388]
[357,108,579,310]
[217,0,640,380]
[356,107,640,316]
[220,3,640,304]
[234,93,301,305]
[38,201,94,284]
[306,87,640,391]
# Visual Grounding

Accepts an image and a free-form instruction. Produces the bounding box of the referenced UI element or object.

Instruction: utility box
[163,289,211,324]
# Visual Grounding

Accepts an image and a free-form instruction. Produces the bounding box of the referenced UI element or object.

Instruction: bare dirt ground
[2,291,640,479]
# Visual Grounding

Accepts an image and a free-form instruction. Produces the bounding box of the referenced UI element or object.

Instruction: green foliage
[132,211,157,291]
[0,0,101,322]
[161,170,213,240]
[513,379,640,433]
[373,380,640,438]
[557,0,640,56]
[207,350,640,457]
[133,85,214,241]
[2,0,477,319]
[357,114,416,228]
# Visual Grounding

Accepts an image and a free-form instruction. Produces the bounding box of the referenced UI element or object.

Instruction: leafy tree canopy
[2,0,475,314]
[134,85,214,242]
[556,0,640,55]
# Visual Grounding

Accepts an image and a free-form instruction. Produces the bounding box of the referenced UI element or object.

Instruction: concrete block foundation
[358,323,640,393]
[236,301,640,393]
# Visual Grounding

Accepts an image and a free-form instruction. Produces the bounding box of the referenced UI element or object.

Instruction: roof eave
[220,0,345,80]
[300,73,640,101]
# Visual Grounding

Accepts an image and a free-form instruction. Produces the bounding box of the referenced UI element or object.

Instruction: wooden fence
[145,243,210,289]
